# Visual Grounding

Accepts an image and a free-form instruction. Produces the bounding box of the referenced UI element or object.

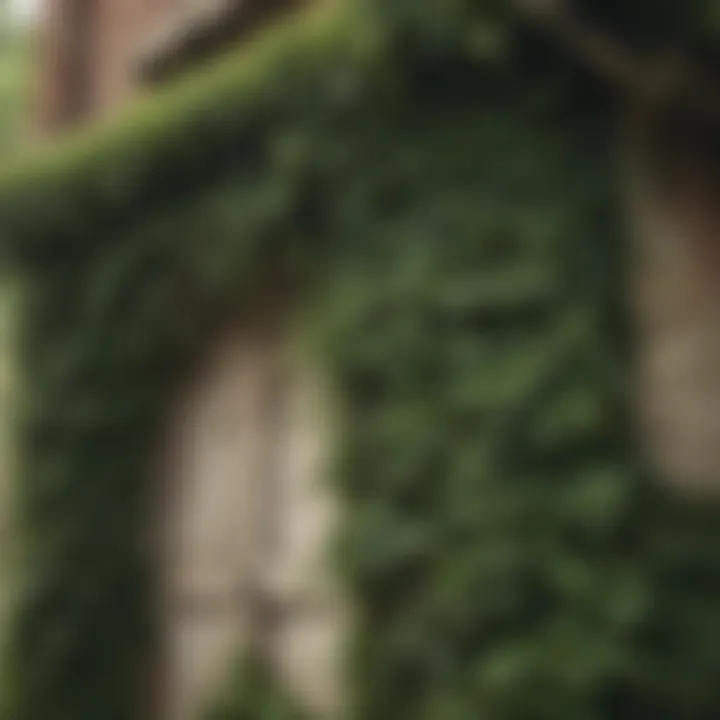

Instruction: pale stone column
[269,344,349,720]
[160,323,270,720]
[628,118,720,492]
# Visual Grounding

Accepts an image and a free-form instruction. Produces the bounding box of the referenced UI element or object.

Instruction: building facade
[35,0,298,131]
[18,2,720,718]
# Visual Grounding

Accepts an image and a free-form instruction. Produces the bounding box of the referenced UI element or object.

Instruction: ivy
[1,1,720,719]
[203,656,308,720]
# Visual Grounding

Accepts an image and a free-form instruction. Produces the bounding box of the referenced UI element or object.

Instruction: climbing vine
[203,656,308,720]
[1,2,720,719]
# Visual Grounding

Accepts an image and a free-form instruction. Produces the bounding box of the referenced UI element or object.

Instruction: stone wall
[630,122,720,492]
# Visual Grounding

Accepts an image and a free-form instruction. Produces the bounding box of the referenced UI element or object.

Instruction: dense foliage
[204,657,308,720]
[1,1,720,719]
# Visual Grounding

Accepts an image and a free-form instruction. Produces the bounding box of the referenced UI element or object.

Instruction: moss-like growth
[2,2,720,720]
[204,655,308,720]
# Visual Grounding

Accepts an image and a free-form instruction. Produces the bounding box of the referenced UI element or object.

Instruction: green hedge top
[0,0,381,263]
[2,0,718,268]
[0,0,642,267]
[0,0,521,263]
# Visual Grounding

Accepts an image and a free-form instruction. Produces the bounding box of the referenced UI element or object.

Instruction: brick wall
[34,0,299,132]
[35,0,184,132]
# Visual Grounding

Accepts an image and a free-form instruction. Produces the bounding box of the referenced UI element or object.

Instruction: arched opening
[155,295,346,719]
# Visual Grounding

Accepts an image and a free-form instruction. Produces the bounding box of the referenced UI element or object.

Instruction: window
[158,301,345,719]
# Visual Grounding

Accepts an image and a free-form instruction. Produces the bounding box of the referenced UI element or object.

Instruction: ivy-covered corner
[2,1,720,719]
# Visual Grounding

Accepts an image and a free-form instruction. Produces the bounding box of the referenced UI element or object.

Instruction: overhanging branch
[515,0,720,116]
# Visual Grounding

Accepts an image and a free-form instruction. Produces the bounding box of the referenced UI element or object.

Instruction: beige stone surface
[158,304,345,720]
[270,355,348,719]
[629,137,720,492]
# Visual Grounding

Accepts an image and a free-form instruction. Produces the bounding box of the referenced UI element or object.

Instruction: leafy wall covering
[1,1,720,719]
